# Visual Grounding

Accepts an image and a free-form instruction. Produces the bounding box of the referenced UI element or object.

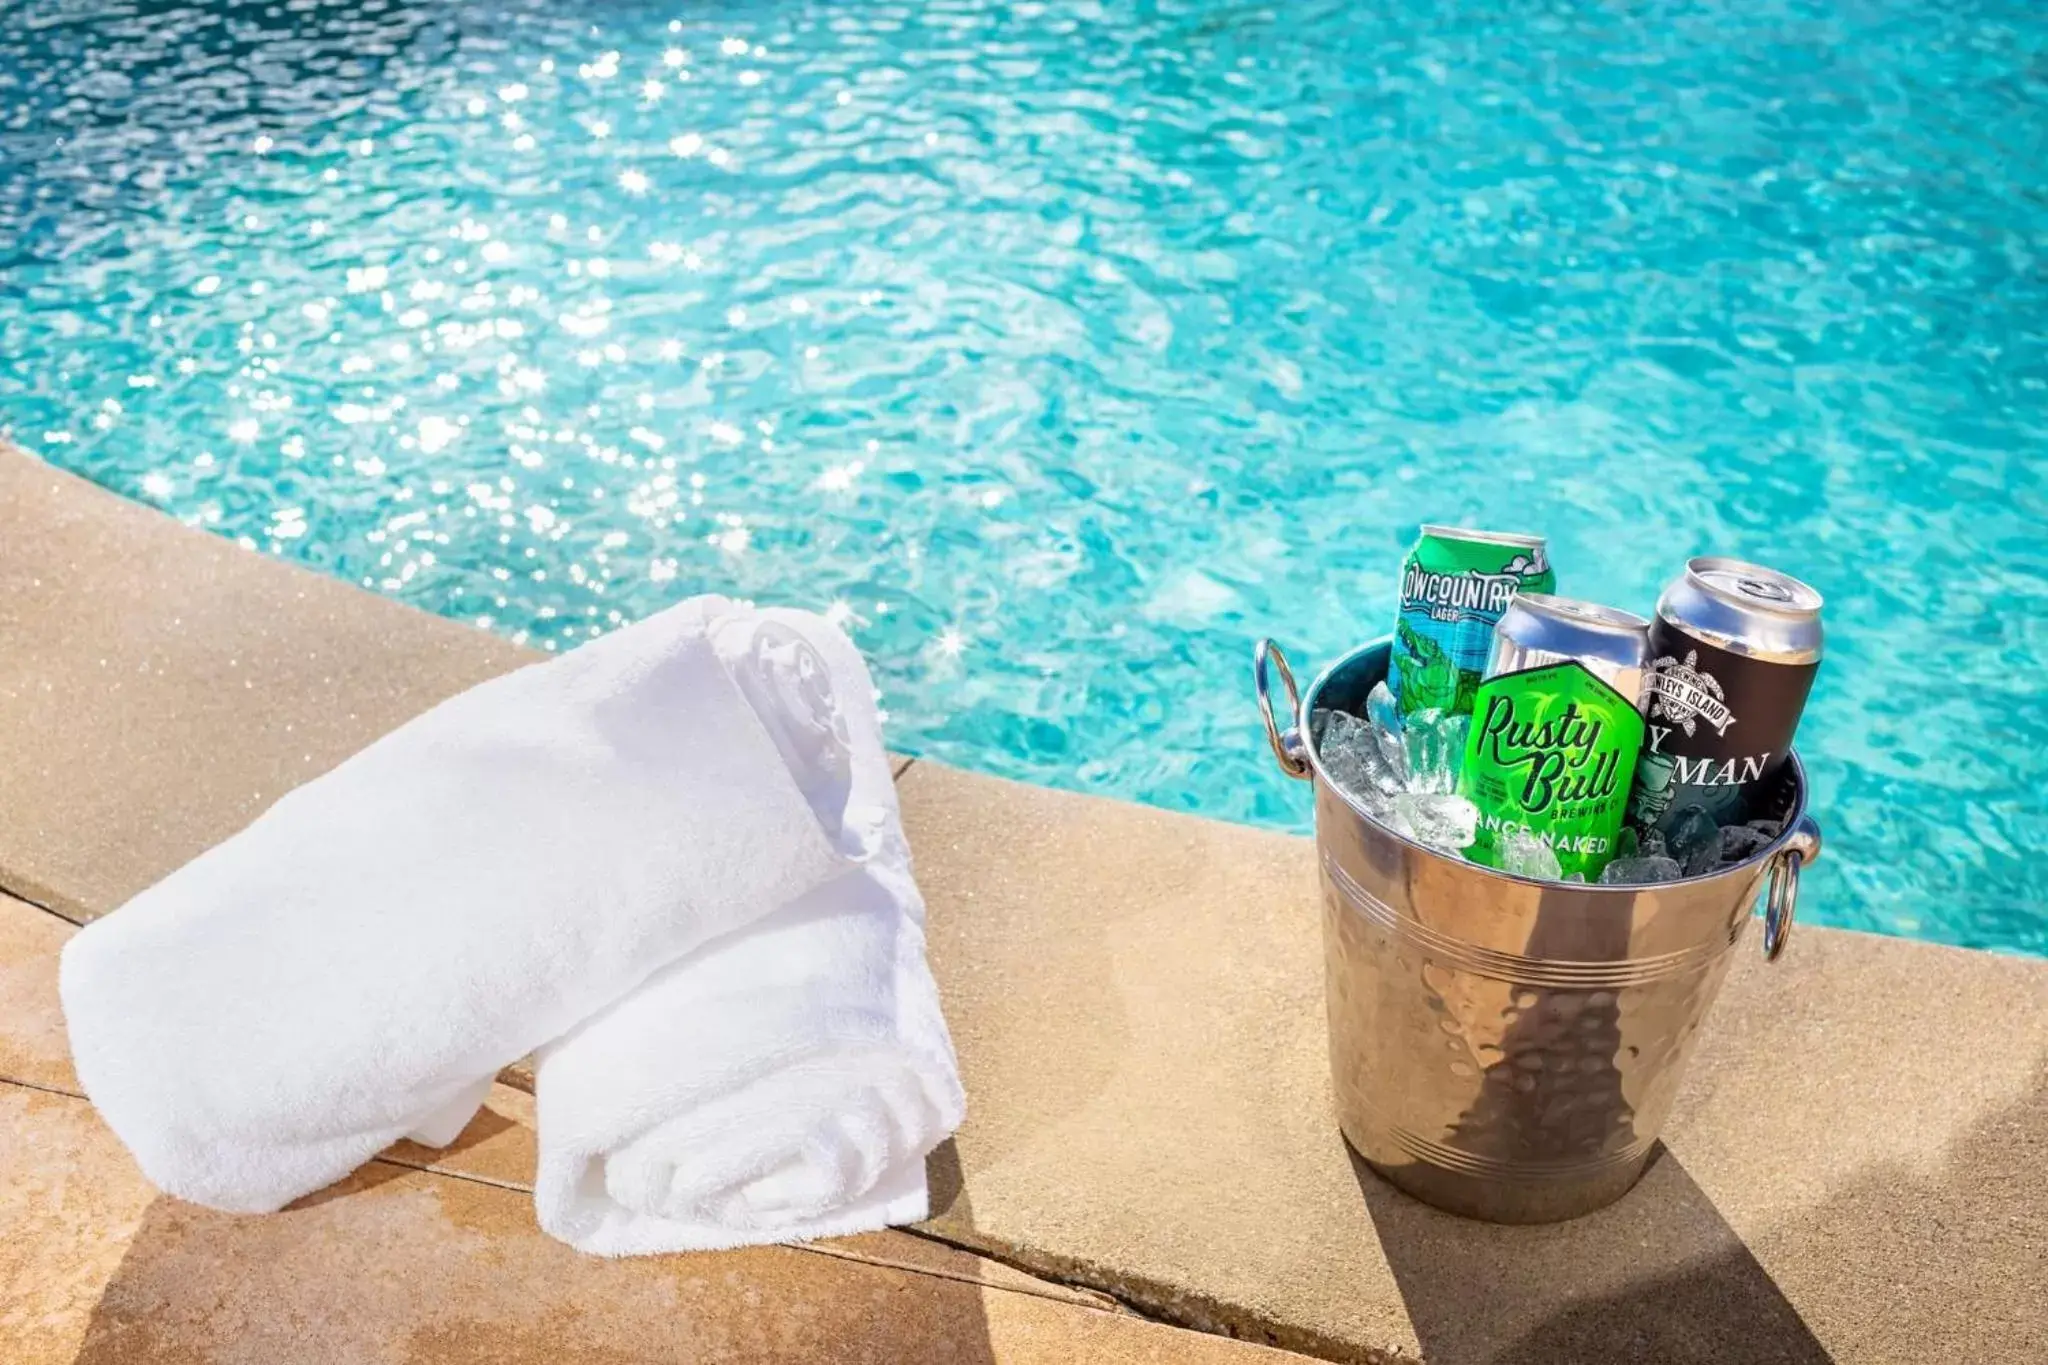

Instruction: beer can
[1388,525,1555,719]
[1458,593,1650,880]
[1629,557,1823,835]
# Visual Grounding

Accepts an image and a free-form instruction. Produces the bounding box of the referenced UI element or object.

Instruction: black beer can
[1628,557,1823,836]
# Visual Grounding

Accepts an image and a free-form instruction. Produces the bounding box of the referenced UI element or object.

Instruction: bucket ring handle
[1760,814,1821,961]
[1253,638,1310,780]
[1762,851,1799,961]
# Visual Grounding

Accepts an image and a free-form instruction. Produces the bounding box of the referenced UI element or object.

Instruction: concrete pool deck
[2,441,2044,1364]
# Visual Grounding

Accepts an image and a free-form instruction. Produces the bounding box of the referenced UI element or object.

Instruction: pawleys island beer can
[1389,526,1555,719]
[1459,594,1651,880]
[1628,557,1823,836]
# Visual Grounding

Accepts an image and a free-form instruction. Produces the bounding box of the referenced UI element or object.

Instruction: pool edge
[2,437,2043,1364]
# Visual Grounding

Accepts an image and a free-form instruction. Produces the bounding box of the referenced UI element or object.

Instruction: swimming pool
[3,0,2043,955]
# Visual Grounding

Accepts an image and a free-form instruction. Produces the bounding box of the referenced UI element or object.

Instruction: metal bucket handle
[1254,638,1310,779]
[1256,636,1823,962]
[1760,814,1821,961]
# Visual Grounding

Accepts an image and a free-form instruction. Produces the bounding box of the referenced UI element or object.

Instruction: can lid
[1662,557,1824,662]
[1418,524,1547,550]
[1497,594,1652,683]
[1511,592,1650,639]
[1688,557,1824,615]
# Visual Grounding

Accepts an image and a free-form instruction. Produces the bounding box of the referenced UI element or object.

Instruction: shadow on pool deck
[1351,1143,1833,1365]
[67,1164,1010,1365]
[1350,1058,2048,1365]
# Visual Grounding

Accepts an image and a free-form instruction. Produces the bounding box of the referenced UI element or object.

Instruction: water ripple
[2,0,2045,953]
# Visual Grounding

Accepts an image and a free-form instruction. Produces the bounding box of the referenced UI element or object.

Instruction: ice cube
[1637,827,1668,860]
[1391,792,1478,852]
[1401,707,1470,796]
[1562,872,1587,883]
[1498,826,1562,881]
[1598,855,1685,885]
[1443,712,1472,776]
[1613,826,1640,861]
[1368,709,1409,787]
[1665,804,1721,878]
[1366,679,1402,736]
[1717,822,1774,865]
[1317,710,1404,815]
[1314,709,1350,749]
[1746,816,1786,840]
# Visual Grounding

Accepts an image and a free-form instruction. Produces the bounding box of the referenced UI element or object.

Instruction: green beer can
[1458,594,1651,881]
[1389,525,1555,719]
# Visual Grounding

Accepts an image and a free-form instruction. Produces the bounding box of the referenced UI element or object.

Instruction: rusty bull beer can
[1629,557,1824,836]
[1460,594,1651,881]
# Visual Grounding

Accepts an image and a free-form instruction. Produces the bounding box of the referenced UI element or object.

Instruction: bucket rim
[1299,635,1812,893]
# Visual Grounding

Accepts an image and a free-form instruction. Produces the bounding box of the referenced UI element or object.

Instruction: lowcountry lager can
[1459,594,1651,880]
[1389,525,1555,718]
[1628,557,1823,835]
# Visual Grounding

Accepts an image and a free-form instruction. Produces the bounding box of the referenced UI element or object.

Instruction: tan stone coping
[0,892,1283,1365]
[3,443,2044,1364]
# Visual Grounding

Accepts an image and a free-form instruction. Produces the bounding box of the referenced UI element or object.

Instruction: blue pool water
[3,0,2044,954]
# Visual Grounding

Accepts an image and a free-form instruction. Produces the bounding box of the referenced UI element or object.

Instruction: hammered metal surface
[1308,642,1804,1224]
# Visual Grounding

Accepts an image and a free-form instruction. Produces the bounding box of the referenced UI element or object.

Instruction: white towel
[59,596,859,1214]
[533,609,965,1255]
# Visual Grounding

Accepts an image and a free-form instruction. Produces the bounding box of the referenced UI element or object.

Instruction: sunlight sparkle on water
[1,0,2044,955]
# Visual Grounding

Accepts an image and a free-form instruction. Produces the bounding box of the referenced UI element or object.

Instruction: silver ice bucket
[1255,637,1821,1223]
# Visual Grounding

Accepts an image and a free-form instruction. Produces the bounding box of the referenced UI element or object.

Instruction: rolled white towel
[533,609,965,1255]
[59,596,857,1214]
